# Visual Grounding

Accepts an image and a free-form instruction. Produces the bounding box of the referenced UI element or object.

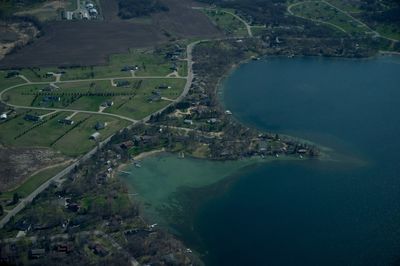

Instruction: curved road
[0,40,197,229]
[288,0,399,42]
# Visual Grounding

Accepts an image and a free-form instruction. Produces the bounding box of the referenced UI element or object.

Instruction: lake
[121,56,400,266]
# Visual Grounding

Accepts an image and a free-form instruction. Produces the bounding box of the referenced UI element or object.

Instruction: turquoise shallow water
[122,56,400,265]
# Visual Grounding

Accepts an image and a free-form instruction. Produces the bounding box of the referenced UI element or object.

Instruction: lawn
[3,78,185,119]
[0,111,129,156]
[53,114,130,156]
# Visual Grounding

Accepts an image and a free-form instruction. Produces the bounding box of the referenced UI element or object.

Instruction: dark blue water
[192,56,400,266]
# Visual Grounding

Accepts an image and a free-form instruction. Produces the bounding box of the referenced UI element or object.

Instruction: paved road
[0,40,198,229]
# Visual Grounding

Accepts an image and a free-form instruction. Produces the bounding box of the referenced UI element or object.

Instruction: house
[6,71,19,78]
[120,140,134,149]
[55,243,73,254]
[0,113,7,120]
[94,121,107,130]
[89,132,100,140]
[207,118,218,124]
[43,96,61,102]
[106,100,114,107]
[24,114,42,122]
[184,119,193,125]
[65,11,73,20]
[116,80,130,87]
[59,118,74,125]
[89,8,98,16]
[41,85,55,92]
[148,94,161,102]
[158,84,171,89]
[86,3,94,9]
[121,65,139,72]
[29,249,45,259]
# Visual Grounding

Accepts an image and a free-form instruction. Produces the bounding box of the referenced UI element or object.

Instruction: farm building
[0,113,7,120]
[89,132,100,140]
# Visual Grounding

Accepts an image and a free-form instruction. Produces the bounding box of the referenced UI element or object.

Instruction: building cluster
[63,1,99,21]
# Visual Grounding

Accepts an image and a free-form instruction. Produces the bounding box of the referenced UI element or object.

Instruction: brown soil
[0,0,221,68]
[0,146,67,191]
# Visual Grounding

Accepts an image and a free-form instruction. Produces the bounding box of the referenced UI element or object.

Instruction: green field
[290,1,370,36]
[53,114,130,156]
[0,72,25,92]
[60,50,185,80]
[2,78,185,118]
[202,9,248,37]
[0,111,129,156]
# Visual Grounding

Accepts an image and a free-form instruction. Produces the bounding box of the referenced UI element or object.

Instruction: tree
[12,193,19,204]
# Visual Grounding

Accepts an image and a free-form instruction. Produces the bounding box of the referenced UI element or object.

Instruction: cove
[121,55,400,266]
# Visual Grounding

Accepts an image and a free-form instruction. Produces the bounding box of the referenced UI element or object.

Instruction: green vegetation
[60,50,184,80]
[290,1,370,36]
[201,9,248,37]
[0,71,25,92]
[0,111,129,156]
[3,78,185,118]
[53,114,130,156]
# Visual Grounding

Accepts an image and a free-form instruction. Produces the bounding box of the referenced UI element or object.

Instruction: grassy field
[60,49,185,80]
[201,9,248,37]
[3,78,186,118]
[53,114,130,156]
[325,0,360,13]
[290,1,370,36]
[0,72,25,92]
[0,111,129,156]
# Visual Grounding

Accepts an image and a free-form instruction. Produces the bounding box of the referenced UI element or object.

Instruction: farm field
[0,0,221,69]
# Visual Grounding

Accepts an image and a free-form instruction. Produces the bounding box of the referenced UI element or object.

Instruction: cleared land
[0,0,221,68]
